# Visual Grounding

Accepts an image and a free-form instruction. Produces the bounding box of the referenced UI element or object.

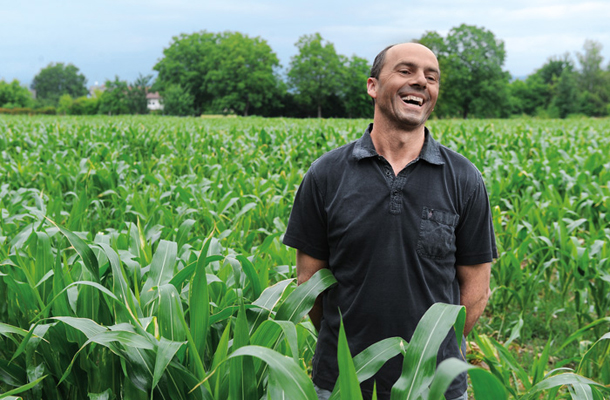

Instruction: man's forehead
[385,43,439,69]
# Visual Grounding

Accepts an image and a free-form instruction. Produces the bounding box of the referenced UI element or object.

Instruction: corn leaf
[228,345,317,400]
[47,218,99,282]
[275,268,336,323]
[429,357,507,400]
[152,337,185,392]
[335,315,364,400]
[390,303,466,400]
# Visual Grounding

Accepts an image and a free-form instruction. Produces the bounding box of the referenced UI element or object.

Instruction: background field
[1,115,609,399]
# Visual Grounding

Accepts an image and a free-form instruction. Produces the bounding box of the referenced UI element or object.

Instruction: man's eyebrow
[394,61,440,75]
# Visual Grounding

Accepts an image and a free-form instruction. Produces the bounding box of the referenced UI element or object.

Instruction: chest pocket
[416,207,459,259]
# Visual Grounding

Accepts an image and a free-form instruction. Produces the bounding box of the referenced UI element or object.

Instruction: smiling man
[283,43,497,400]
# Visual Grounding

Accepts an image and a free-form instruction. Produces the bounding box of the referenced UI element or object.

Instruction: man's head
[367,43,440,130]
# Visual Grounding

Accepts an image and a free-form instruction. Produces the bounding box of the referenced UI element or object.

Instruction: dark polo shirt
[283,124,497,399]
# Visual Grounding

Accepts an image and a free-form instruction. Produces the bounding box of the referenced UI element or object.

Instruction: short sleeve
[454,176,498,265]
[283,167,330,261]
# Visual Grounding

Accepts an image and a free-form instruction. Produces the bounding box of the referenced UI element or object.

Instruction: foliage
[0,80,33,108]
[418,24,510,119]
[30,63,88,106]
[287,33,344,118]
[154,30,280,116]
[1,115,610,399]
[341,55,374,119]
[161,84,195,116]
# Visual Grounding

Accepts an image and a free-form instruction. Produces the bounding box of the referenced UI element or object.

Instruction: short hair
[370,44,396,79]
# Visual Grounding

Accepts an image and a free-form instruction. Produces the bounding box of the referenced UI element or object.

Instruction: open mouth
[401,95,424,107]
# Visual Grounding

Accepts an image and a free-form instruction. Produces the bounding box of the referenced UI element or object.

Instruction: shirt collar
[352,123,444,165]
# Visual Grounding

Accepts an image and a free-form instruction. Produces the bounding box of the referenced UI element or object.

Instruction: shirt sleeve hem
[282,234,330,261]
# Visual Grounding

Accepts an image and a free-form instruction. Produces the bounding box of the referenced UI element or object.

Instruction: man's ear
[367,77,377,100]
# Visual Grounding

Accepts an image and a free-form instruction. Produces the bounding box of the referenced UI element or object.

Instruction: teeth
[401,95,423,105]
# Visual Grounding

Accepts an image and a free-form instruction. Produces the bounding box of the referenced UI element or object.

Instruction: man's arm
[456,262,491,336]
[296,249,329,332]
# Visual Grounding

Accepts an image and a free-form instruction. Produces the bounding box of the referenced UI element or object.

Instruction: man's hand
[456,262,491,336]
[296,250,328,332]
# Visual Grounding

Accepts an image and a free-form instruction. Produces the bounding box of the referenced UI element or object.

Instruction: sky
[1,0,609,88]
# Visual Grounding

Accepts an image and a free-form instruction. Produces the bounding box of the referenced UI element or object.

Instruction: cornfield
[0,115,609,399]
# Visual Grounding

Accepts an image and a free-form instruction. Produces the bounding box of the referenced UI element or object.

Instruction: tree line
[1,24,609,118]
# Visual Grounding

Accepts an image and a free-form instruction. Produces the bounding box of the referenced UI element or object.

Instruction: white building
[146,92,163,111]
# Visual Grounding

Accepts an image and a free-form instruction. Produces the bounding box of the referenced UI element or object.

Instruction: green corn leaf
[229,302,257,400]
[0,358,27,387]
[428,357,507,400]
[329,337,404,400]
[34,281,120,324]
[248,279,293,334]
[0,375,47,399]
[190,238,212,366]
[228,345,317,400]
[46,217,99,282]
[152,337,185,392]
[335,314,364,400]
[275,268,337,323]
[236,254,263,300]
[520,372,610,400]
[390,303,466,400]
[98,243,143,321]
[210,322,231,398]
[170,256,223,288]
[0,322,29,338]
[251,320,300,363]
[148,240,178,288]
[157,284,187,341]
[176,219,196,250]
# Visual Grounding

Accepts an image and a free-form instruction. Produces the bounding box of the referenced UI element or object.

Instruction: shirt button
[393,190,399,196]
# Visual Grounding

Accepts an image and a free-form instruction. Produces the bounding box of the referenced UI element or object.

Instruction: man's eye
[427,76,437,82]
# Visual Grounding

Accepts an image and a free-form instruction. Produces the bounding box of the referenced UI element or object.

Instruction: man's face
[367,43,440,130]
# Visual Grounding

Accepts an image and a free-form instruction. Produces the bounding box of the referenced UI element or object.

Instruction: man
[283,42,497,400]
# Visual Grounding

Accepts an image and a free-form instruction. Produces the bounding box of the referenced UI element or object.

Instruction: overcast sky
[2,0,609,87]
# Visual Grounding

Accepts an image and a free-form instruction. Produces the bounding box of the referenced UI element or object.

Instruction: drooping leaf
[275,268,336,323]
[228,346,317,400]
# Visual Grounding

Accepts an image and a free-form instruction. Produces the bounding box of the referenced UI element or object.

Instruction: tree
[205,32,281,116]
[0,79,33,108]
[161,84,194,116]
[154,30,281,116]
[127,74,153,115]
[287,33,343,118]
[98,77,130,115]
[575,40,609,116]
[31,63,88,106]
[340,55,373,118]
[417,24,510,118]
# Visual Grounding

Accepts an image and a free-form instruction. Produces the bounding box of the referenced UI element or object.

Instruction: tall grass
[0,115,609,399]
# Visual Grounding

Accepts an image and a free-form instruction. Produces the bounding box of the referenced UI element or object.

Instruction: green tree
[98,77,130,115]
[206,32,281,116]
[154,30,281,116]
[0,79,33,108]
[161,84,195,116]
[31,62,88,106]
[575,40,609,116]
[552,68,579,118]
[417,24,510,118]
[340,55,373,118]
[288,33,343,118]
[57,94,73,115]
[127,73,153,115]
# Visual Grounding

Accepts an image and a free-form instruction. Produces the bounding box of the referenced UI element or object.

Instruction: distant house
[146,92,163,111]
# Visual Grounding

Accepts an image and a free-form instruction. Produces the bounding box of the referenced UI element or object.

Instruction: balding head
[370,42,439,79]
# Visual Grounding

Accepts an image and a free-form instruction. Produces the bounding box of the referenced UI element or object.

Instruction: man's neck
[369,119,426,176]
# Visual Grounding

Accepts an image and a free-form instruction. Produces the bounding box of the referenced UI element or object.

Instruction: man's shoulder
[310,140,358,174]
[436,142,484,180]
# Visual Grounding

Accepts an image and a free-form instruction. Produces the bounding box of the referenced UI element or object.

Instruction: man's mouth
[401,95,424,107]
